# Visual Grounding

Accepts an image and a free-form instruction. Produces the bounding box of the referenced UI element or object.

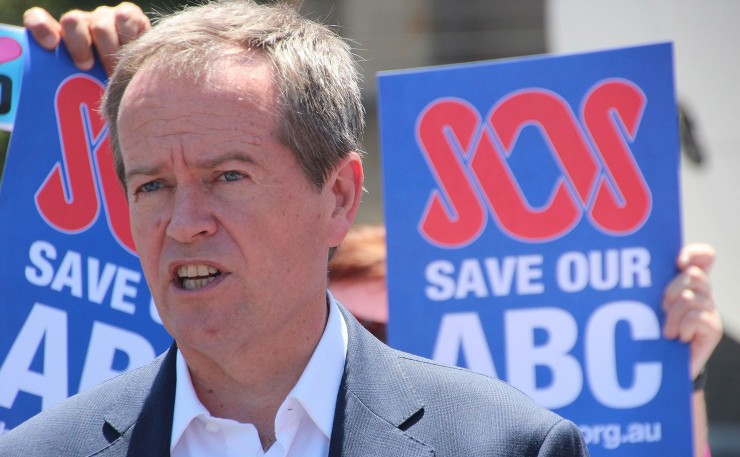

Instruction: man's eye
[220,171,245,182]
[139,181,162,193]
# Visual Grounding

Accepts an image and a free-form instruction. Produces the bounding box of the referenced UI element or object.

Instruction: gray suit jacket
[0,305,589,456]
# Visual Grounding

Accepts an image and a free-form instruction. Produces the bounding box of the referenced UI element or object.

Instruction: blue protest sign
[379,43,687,456]
[0,32,170,433]
[0,25,25,131]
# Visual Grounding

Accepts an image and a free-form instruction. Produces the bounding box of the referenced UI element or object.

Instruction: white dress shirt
[170,295,348,457]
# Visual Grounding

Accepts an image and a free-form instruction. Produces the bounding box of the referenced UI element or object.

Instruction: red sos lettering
[417,79,651,247]
[34,75,136,255]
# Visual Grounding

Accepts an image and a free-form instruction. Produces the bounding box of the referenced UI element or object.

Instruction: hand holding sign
[662,243,721,380]
[23,2,149,75]
[663,243,721,457]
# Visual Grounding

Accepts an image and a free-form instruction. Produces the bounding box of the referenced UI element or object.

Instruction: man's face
[117,54,351,357]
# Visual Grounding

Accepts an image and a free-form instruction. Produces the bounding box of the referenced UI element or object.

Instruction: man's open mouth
[177,264,222,290]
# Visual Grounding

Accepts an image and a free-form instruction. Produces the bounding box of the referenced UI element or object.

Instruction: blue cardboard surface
[0,32,170,433]
[379,43,687,456]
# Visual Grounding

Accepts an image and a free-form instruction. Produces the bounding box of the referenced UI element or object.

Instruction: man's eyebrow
[125,153,258,182]
[126,165,162,182]
[198,152,257,169]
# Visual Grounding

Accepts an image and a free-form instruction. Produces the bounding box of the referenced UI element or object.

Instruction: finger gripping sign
[379,43,687,456]
[0,32,171,432]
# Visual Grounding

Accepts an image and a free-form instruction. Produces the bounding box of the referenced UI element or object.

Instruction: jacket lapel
[329,305,434,457]
[89,309,433,457]
[96,344,177,457]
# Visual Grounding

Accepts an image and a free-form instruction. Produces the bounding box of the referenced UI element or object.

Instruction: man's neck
[178,299,330,441]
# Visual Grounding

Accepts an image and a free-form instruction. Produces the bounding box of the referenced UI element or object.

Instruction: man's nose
[165,184,217,243]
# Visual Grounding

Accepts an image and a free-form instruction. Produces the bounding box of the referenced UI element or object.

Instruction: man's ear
[327,151,364,247]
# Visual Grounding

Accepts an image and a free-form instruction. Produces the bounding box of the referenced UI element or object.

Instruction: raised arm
[662,243,722,457]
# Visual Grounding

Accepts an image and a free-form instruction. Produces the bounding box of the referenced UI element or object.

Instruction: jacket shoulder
[336,305,589,456]
[393,350,589,456]
[0,351,167,455]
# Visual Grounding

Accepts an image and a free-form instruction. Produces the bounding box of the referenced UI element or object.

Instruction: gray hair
[102,0,365,190]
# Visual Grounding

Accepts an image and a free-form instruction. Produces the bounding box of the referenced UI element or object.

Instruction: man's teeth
[178,265,219,278]
[182,277,214,290]
[177,265,220,290]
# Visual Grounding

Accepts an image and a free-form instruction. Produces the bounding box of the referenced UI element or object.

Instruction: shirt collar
[279,291,348,439]
[171,347,208,451]
[170,293,348,449]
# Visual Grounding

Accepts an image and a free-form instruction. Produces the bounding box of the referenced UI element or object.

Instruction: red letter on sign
[95,136,136,254]
[480,90,597,241]
[584,80,651,234]
[417,99,486,247]
[35,76,102,232]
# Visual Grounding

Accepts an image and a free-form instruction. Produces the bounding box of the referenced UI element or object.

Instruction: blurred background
[1,0,738,454]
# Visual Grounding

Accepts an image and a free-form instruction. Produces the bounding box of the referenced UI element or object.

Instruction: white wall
[546,0,740,339]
